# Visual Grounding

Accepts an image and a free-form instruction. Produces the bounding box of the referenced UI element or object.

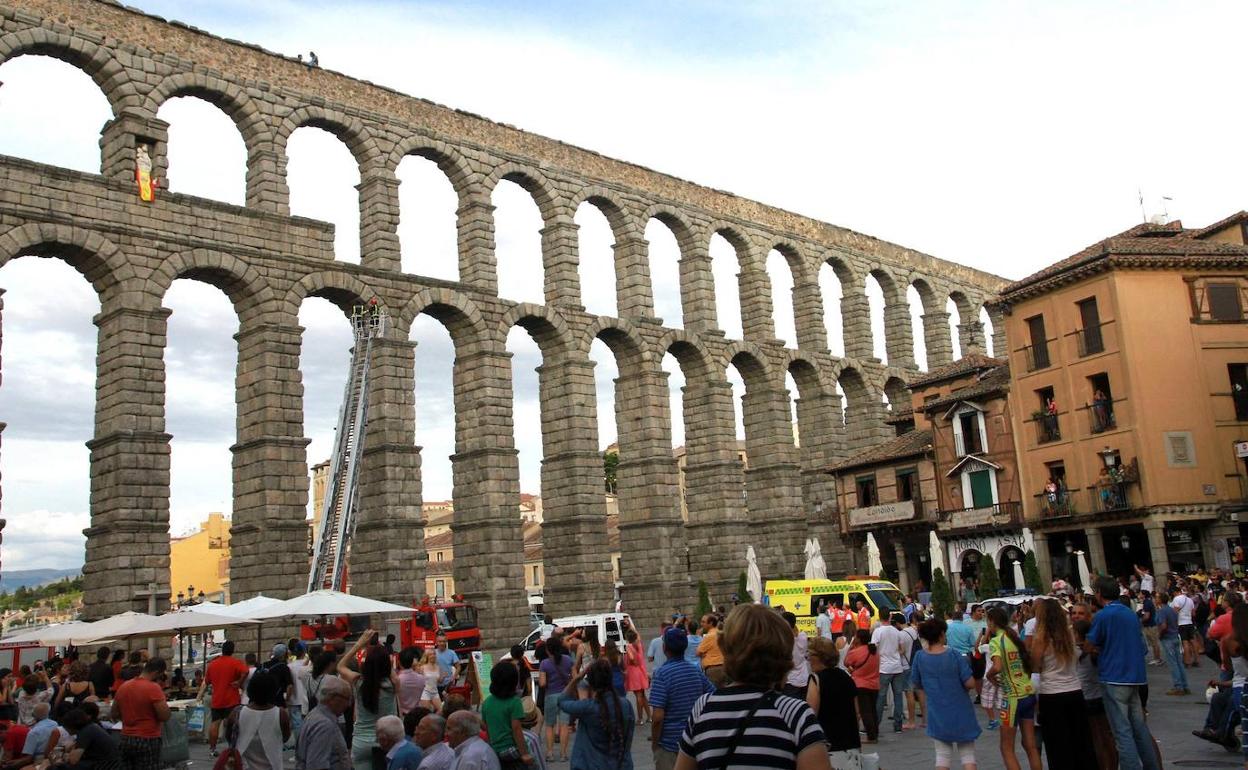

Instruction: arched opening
[589,337,619,462]
[766,250,798,349]
[884,376,909,413]
[411,314,456,520]
[864,273,887,363]
[727,364,747,444]
[710,232,743,340]
[906,285,928,371]
[494,179,545,305]
[158,96,246,205]
[980,307,995,357]
[397,155,459,281]
[785,371,801,447]
[163,280,237,538]
[0,257,98,567]
[576,203,617,317]
[663,352,687,452]
[946,296,964,360]
[298,297,354,519]
[288,127,361,263]
[646,219,683,328]
[506,326,544,509]
[820,262,845,358]
[0,55,111,173]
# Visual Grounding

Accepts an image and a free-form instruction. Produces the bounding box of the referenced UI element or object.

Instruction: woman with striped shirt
[675,604,830,770]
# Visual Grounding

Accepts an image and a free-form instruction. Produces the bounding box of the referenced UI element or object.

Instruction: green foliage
[930,568,954,618]
[603,449,619,494]
[1023,550,1043,593]
[977,553,1001,598]
[0,576,84,613]
[694,580,713,617]
[736,572,751,604]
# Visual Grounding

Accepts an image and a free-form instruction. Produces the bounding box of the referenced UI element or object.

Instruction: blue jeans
[877,672,906,730]
[1103,684,1159,770]
[1160,636,1188,691]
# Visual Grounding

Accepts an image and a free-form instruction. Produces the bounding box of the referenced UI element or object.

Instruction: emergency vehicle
[764,577,902,636]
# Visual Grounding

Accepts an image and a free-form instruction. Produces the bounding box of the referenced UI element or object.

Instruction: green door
[969,470,994,508]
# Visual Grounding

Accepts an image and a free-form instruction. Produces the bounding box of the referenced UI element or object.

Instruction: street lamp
[1064,539,1074,554]
[1120,534,1131,552]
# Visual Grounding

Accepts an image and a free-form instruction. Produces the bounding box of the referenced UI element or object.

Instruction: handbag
[713,690,776,770]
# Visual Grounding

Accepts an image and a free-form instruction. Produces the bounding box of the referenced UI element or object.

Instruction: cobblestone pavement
[181,659,1239,770]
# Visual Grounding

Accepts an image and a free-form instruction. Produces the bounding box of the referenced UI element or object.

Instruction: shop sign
[1235,441,1248,458]
[1166,528,1195,544]
[849,499,915,528]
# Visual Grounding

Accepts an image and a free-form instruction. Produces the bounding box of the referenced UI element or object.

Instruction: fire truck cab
[399,596,480,658]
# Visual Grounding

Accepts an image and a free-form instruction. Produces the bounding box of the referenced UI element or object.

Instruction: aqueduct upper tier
[0,0,1005,640]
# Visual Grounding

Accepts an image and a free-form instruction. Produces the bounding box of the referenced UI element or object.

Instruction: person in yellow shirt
[985,606,1040,770]
[695,615,726,687]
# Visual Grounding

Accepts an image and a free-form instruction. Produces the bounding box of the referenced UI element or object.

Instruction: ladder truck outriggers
[302,299,481,656]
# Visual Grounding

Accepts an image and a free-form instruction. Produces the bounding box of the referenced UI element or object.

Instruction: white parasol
[247,589,413,620]
[809,538,828,581]
[1012,559,1025,590]
[928,531,946,576]
[100,609,259,640]
[183,601,230,615]
[217,595,284,618]
[58,612,156,646]
[0,621,105,647]
[1075,550,1092,591]
[746,546,763,603]
[866,532,883,576]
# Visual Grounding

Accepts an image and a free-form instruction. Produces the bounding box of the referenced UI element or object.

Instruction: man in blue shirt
[433,633,461,694]
[943,607,976,657]
[646,622,670,670]
[648,627,713,770]
[20,704,63,766]
[1154,591,1189,696]
[1085,576,1159,770]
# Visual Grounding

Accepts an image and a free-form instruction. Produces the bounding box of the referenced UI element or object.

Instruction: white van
[515,612,634,663]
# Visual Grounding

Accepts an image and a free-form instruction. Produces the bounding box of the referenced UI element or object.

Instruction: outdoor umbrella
[1012,559,1026,590]
[928,531,946,576]
[247,589,413,620]
[216,595,284,618]
[91,609,260,674]
[1076,550,1092,591]
[746,546,763,603]
[0,621,105,647]
[63,612,156,646]
[183,601,229,615]
[866,533,884,576]
[809,538,828,581]
[803,538,816,580]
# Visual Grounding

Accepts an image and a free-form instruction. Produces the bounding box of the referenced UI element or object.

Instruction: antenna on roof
[1138,188,1147,223]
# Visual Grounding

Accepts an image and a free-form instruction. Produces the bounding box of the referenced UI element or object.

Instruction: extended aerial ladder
[307,299,387,593]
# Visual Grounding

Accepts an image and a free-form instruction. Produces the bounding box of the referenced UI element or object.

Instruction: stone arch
[568,187,634,240]
[721,340,780,390]
[283,270,377,317]
[0,28,135,115]
[767,240,812,283]
[822,251,859,287]
[0,223,135,302]
[142,72,274,153]
[883,375,909,411]
[397,287,490,352]
[640,204,699,253]
[498,302,576,358]
[948,289,977,320]
[483,163,562,224]
[785,353,831,398]
[908,276,941,313]
[149,248,276,323]
[387,135,474,199]
[276,105,382,172]
[581,317,654,371]
[660,332,717,384]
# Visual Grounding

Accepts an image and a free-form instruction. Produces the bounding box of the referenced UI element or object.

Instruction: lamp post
[173,585,205,679]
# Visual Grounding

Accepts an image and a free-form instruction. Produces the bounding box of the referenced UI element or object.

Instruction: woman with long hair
[1028,598,1096,769]
[844,627,880,743]
[418,649,442,711]
[538,637,573,762]
[836,619,857,663]
[807,637,861,768]
[481,661,533,769]
[985,606,1039,770]
[226,670,292,770]
[673,604,826,770]
[560,659,635,769]
[337,631,399,770]
[622,629,651,724]
[574,628,602,701]
[52,662,93,719]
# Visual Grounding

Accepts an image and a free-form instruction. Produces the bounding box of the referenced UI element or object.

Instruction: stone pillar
[883,300,915,368]
[741,386,805,577]
[1144,519,1168,574]
[82,306,172,619]
[449,349,530,645]
[536,355,614,616]
[357,167,402,272]
[245,147,290,215]
[682,380,749,603]
[840,289,874,360]
[353,336,425,604]
[229,321,310,602]
[456,193,498,294]
[613,367,686,627]
[1085,527,1107,577]
[678,241,717,332]
[737,267,776,343]
[894,541,911,595]
[958,319,986,356]
[1033,536,1053,585]
[791,280,828,351]
[922,311,954,369]
[612,233,655,319]
[844,394,892,453]
[100,111,169,185]
[795,391,847,573]
[987,306,1008,359]
[540,217,583,309]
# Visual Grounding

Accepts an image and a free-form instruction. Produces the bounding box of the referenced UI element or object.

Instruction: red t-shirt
[204,655,249,709]
[3,724,30,757]
[114,677,167,738]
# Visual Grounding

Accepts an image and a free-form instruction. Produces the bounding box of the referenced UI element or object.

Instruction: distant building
[170,512,231,604]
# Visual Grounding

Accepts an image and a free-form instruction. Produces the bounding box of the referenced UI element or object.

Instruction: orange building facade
[992,214,1248,583]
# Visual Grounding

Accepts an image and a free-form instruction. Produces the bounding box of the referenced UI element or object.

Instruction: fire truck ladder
[307,300,387,594]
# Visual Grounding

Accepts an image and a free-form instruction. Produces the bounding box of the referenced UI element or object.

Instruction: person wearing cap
[648,626,712,770]
[262,644,296,709]
[517,697,546,770]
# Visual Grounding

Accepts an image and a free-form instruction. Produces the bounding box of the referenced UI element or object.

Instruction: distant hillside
[0,568,82,593]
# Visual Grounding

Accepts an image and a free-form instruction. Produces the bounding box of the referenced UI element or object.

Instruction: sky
[0,0,1244,570]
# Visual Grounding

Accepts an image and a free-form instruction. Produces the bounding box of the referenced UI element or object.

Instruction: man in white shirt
[1172,585,1198,666]
[780,612,811,699]
[288,643,312,746]
[871,612,909,733]
[1135,564,1155,594]
[815,606,832,640]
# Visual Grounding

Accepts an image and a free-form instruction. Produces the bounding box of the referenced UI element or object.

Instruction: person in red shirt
[829,602,850,640]
[855,599,872,631]
[0,720,31,764]
[110,658,171,770]
[195,640,249,756]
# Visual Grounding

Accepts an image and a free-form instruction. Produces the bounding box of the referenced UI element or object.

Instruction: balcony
[1089,396,1117,433]
[848,498,917,529]
[1091,458,1140,513]
[1033,412,1061,444]
[1076,324,1105,356]
[1038,489,1077,519]
[939,501,1022,531]
[954,431,985,457]
[1023,343,1051,372]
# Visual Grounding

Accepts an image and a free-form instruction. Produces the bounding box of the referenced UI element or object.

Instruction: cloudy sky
[0,0,1244,570]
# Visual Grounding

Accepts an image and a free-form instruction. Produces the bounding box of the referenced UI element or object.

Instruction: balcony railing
[1022,343,1051,372]
[1076,324,1105,356]
[1033,413,1061,444]
[1038,489,1077,518]
[1093,481,1131,513]
[1089,397,1116,433]
[939,501,1022,530]
[954,431,985,457]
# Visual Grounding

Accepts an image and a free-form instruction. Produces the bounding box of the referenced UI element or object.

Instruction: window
[1077,297,1104,355]
[967,469,995,508]
[531,566,539,585]
[1210,283,1244,321]
[896,469,919,502]
[434,580,446,598]
[958,411,983,454]
[848,592,872,617]
[856,475,878,507]
[1231,364,1248,421]
[1025,315,1050,370]
[1089,373,1115,433]
[1190,277,1247,322]
[1035,386,1060,443]
[436,552,444,562]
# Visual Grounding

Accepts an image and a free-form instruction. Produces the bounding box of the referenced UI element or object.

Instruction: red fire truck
[399,595,480,657]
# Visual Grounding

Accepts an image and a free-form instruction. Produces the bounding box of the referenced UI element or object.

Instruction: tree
[736,572,750,604]
[977,553,1001,598]
[603,449,619,494]
[694,580,713,618]
[1023,550,1043,593]
[930,567,954,619]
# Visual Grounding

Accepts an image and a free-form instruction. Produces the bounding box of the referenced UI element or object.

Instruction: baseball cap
[271,643,288,658]
[663,627,688,655]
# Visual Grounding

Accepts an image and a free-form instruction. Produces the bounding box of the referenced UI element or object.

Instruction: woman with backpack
[843,627,880,744]
[224,670,291,770]
[337,631,399,770]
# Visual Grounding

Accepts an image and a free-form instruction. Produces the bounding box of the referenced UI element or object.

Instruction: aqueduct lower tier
[0,0,1005,641]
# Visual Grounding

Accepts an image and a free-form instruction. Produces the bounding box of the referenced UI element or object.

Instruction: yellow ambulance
[763,577,903,636]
